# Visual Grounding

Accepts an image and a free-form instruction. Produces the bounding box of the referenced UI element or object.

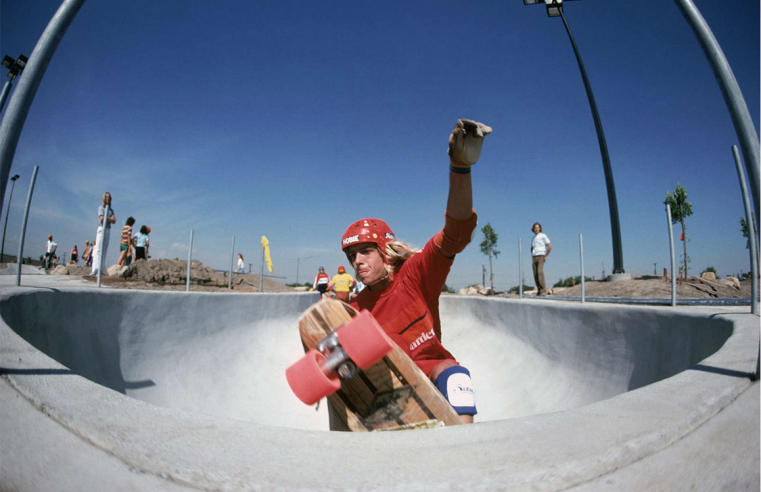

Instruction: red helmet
[338,265,346,273]
[341,218,395,254]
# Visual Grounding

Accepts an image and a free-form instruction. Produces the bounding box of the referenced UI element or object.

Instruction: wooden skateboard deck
[297,299,462,431]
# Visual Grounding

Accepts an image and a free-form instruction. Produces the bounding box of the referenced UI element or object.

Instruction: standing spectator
[117,217,136,266]
[44,235,57,269]
[530,222,552,296]
[69,245,79,265]
[91,192,116,275]
[236,254,245,273]
[82,240,92,267]
[133,225,150,261]
[352,279,365,300]
[313,266,330,297]
[330,265,356,303]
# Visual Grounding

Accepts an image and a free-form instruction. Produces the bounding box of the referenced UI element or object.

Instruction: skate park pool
[1,284,758,490]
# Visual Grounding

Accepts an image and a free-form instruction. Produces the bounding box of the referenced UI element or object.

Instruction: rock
[459,286,480,296]
[477,286,495,296]
[456,285,495,296]
[50,265,69,275]
[107,264,129,278]
[721,276,741,290]
[701,272,716,280]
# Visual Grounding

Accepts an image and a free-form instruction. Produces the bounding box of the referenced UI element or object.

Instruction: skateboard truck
[316,332,358,380]
[287,310,393,405]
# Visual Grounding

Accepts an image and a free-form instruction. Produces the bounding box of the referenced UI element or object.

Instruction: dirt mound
[122,259,224,286]
[54,259,295,293]
[556,275,750,299]
[492,275,751,299]
[47,264,90,276]
[119,259,295,292]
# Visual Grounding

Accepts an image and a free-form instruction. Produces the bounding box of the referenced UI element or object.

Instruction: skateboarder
[340,119,491,423]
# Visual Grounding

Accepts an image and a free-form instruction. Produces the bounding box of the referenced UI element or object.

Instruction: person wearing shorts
[340,118,491,423]
[118,217,135,266]
[313,267,330,297]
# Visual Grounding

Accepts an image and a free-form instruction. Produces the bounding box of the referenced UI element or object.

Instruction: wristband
[450,162,471,174]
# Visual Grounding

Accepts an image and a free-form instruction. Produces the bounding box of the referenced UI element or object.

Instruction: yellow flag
[261,236,273,273]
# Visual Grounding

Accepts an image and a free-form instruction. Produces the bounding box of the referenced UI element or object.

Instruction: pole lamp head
[522,0,569,18]
[545,0,563,17]
[11,175,19,182]
[2,54,28,80]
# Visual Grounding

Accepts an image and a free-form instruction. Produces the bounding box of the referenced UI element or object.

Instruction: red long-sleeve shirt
[349,236,458,377]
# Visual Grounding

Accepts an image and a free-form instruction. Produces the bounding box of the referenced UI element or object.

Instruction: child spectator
[133,225,150,260]
[118,217,136,266]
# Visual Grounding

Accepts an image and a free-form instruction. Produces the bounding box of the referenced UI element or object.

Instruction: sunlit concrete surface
[0,263,46,275]
[1,275,758,491]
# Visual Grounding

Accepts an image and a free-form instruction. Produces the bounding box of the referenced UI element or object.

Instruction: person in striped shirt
[117,216,135,266]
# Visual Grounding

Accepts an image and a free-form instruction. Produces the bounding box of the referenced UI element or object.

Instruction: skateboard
[286,299,462,431]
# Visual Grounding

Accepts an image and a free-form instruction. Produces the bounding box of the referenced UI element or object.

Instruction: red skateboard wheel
[286,349,341,405]
[335,310,393,370]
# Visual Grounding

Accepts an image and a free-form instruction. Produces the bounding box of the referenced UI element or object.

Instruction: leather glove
[448,119,492,170]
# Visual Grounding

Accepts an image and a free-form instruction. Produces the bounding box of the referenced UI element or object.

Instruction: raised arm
[446,119,491,219]
[435,119,491,258]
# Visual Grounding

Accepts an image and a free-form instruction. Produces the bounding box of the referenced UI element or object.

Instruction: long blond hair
[383,240,419,277]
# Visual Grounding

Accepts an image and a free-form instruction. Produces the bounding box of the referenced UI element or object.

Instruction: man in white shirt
[530,222,552,296]
[45,234,57,269]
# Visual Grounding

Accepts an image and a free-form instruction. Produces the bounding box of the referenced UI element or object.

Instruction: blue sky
[1,0,758,289]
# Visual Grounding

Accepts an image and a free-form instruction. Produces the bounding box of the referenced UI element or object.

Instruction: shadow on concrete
[691,364,756,380]
[1,367,74,376]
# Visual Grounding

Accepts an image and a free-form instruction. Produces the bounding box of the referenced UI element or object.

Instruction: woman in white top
[530,222,552,296]
[91,192,116,275]
[236,254,245,273]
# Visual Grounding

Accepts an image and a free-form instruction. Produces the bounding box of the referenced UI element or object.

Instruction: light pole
[0,0,86,255]
[296,255,317,285]
[1,174,20,260]
[522,0,627,277]
[0,55,27,114]
[674,0,759,244]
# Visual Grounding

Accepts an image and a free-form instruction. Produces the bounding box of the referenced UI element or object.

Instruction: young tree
[479,223,500,291]
[740,217,760,272]
[741,218,750,249]
[664,182,693,279]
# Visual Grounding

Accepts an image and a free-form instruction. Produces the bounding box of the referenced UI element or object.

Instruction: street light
[1,174,20,260]
[522,0,627,277]
[296,255,317,285]
[0,55,28,114]
[522,0,572,17]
